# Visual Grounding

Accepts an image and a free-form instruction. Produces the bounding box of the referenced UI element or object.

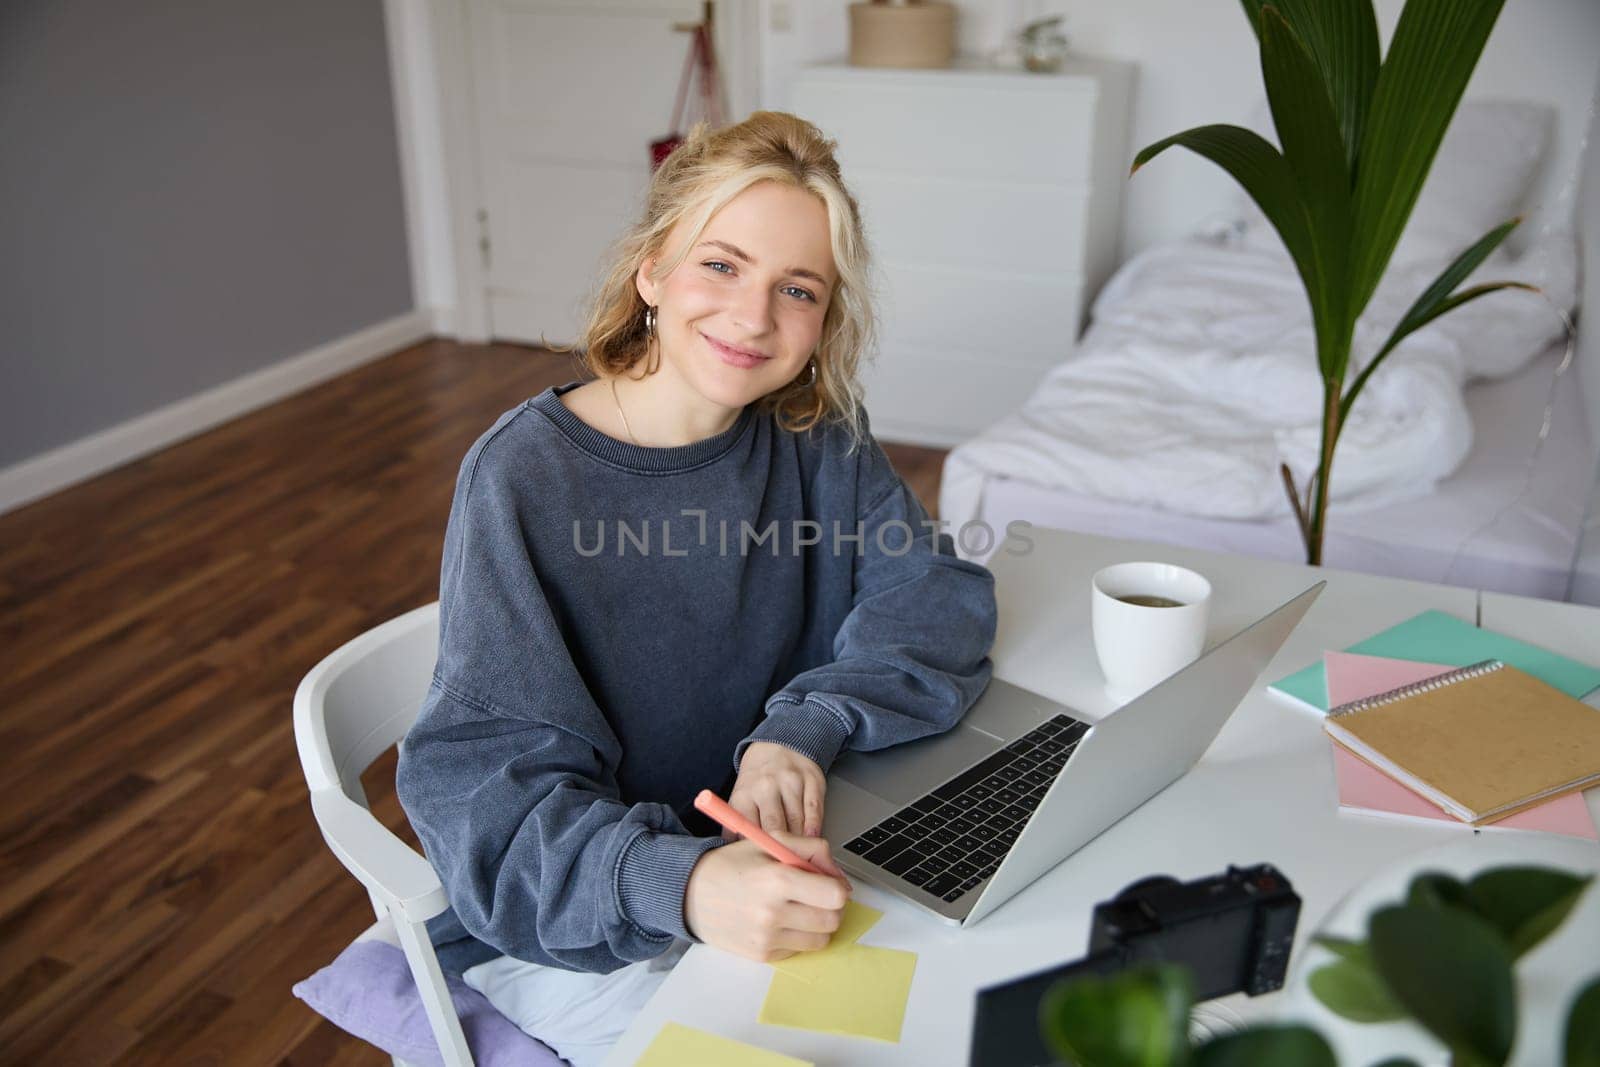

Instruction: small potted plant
[1019,16,1070,73]
[1037,865,1599,1066]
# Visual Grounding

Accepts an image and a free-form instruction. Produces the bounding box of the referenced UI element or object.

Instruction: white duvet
[939,222,1576,529]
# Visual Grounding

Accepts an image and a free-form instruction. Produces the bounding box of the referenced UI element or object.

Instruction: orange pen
[693,788,843,880]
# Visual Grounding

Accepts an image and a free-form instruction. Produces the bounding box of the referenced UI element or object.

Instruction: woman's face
[636,181,837,411]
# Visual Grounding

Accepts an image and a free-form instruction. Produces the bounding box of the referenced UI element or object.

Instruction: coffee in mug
[1113,593,1186,608]
[1091,562,1212,701]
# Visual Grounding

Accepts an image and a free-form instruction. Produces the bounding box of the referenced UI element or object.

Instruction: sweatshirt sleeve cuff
[616,829,727,943]
[734,695,853,776]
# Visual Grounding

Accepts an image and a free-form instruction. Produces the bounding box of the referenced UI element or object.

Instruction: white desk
[606,529,1600,1066]
[1480,589,1600,667]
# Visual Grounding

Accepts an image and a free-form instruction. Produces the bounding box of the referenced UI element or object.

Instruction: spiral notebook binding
[1327,659,1505,718]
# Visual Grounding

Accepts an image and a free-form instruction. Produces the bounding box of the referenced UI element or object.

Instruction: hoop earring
[805,358,818,387]
[642,304,661,376]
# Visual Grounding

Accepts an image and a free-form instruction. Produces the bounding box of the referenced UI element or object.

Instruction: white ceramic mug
[1091,562,1212,702]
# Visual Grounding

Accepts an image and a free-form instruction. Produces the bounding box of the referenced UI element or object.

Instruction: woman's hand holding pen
[683,831,852,963]
[727,741,827,838]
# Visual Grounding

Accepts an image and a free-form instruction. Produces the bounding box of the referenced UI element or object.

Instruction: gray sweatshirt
[396,382,998,975]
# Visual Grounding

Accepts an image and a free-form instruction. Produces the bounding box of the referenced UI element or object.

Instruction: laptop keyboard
[842,714,1088,905]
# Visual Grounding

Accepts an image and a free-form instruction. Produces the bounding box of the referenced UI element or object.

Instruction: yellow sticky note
[633,1021,813,1066]
[827,898,883,945]
[759,943,918,1043]
[769,899,884,982]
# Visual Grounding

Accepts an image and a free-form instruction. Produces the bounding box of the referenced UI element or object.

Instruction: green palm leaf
[1259,6,1355,375]
[1348,0,1509,315]
[1341,218,1533,421]
[1132,126,1321,317]
[1241,0,1380,167]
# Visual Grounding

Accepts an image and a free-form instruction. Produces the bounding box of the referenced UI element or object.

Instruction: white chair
[293,602,474,1067]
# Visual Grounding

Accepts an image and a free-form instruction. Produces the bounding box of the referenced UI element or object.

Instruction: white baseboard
[427,303,457,337]
[0,309,434,515]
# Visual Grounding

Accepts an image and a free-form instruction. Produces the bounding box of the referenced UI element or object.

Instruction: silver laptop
[821,582,1323,926]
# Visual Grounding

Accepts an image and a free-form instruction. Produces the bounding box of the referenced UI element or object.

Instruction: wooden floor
[0,340,949,1066]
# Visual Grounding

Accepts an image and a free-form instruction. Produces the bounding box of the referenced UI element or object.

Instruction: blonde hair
[564,111,876,446]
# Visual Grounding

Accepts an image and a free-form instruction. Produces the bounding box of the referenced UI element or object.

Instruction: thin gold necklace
[609,377,640,445]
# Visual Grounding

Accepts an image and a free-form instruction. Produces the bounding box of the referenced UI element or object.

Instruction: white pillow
[1233,98,1554,265]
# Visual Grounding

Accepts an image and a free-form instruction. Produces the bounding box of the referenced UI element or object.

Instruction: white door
[464,0,755,346]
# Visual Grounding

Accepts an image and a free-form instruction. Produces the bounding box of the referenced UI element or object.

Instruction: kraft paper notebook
[1269,609,1600,714]
[1324,658,1600,825]
[1324,652,1598,840]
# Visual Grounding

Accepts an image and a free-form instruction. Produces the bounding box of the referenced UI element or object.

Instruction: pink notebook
[1323,651,1598,841]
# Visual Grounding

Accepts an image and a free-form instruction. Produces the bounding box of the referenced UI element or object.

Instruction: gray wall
[0,0,413,467]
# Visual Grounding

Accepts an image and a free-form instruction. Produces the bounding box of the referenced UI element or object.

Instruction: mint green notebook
[1269,609,1600,713]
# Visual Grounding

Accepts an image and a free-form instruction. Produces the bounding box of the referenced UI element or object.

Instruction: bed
[938,100,1598,600]
[948,341,1593,600]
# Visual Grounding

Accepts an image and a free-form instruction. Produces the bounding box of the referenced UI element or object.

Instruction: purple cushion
[293,940,565,1066]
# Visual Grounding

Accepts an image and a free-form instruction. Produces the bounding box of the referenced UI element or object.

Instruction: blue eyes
[702,260,816,303]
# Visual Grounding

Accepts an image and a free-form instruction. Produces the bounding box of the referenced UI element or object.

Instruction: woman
[396,111,998,1065]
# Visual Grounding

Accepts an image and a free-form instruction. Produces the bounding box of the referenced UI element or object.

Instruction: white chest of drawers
[791,57,1134,446]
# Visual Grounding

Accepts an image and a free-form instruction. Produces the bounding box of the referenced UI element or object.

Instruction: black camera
[967,863,1301,1067]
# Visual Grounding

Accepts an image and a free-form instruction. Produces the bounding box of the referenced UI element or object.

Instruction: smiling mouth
[703,333,771,360]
